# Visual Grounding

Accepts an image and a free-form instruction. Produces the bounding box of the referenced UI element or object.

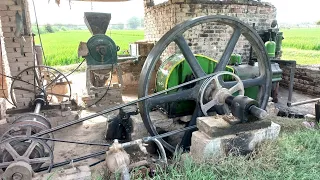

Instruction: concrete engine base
[190,116,281,161]
[33,166,91,180]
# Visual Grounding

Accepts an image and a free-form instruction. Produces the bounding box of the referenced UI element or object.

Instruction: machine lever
[249,105,268,120]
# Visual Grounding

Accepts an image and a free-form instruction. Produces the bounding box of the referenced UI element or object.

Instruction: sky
[28,0,320,25]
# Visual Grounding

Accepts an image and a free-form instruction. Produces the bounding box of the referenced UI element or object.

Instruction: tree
[317,20,320,25]
[111,23,125,30]
[127,17,140,29]
[140,17,144,28]
[45,24,54,33]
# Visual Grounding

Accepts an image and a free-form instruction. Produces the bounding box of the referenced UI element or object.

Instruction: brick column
[0,0,35,107]
[144,0,277,62]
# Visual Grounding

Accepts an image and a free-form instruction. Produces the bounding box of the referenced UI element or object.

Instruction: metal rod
[32,137,110,147]
[287,61,296,106]
[32,72,219,137]
[290,98,320,107]
[34,103,42,114]
[270,60,296,107]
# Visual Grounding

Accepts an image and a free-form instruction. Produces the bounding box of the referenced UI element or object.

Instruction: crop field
[281,28,320,50]
[281,28,320,64]
[35,30,144,66]
[36,28,319,66]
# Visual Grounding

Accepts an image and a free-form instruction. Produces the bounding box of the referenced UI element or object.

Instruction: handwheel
[138,15,272,152]
[10,65,72,107]
[199,71,244,116]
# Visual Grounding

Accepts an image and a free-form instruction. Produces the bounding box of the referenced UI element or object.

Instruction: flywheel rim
[138,15,272,152]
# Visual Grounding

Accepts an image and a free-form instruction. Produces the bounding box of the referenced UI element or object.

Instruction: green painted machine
[155,53,282,118]
[83,12,118,66]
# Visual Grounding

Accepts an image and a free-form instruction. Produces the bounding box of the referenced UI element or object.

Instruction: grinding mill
[78,12,123,102]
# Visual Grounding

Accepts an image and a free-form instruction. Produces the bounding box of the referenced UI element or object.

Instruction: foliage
[111,23,125,30]
[127,16,141,29]
[34,30,144,66]
[317,20,320,25]
[45,24,55,33]
[282,48,320,65]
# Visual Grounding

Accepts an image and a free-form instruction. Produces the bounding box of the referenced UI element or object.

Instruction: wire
[33,136,110,146]
[87,64,114,108]
[31,0,47,65]
[64,59,85,78]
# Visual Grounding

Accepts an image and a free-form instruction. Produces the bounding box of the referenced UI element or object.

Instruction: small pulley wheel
[3,161,33,180]
[0,121,55,151]
[199,71,244,116]
[10,65,72,107]
[0,136,54,173]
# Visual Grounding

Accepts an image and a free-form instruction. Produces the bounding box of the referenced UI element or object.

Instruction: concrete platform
[191,116,281,161]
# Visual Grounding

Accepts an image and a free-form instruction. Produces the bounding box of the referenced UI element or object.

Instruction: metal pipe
[270,60,296,107]
[34,103,42,114]
[290,98,320,107]
[153,139,167,165]
[287,61,296,107]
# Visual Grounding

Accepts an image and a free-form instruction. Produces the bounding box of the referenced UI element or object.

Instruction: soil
[0,71,318,176]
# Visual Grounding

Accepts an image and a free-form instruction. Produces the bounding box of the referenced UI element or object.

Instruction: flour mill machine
[77,12,127,106]
[1,15,281,179]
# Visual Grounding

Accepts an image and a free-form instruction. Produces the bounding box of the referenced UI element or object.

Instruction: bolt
[12,172,23,180]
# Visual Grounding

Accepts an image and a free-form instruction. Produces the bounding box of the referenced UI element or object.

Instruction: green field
[36,28,320,66]
[35,30,144,66]
[282,28,320,50]
[281,28,320,64]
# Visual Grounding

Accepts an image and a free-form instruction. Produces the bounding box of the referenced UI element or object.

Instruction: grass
[281,28,320,65]
[35,28,320,66]
[92,118,320,180]
[144,119,320,179]
[35,30,144,66]
[282,48,320,65]
[282,28,320,50]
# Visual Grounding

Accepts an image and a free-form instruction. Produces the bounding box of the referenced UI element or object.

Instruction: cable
[64,59,85,78]
[31,0,47,65]
[87,64,114,108]
[33,136,110,147]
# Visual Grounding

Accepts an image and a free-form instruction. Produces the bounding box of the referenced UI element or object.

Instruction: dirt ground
[0,71,319,176]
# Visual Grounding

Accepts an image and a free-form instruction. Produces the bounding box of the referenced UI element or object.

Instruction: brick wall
[281,65,320,96]
[0,18,9,99]
[0,0,35,107]
[144,0,276,62]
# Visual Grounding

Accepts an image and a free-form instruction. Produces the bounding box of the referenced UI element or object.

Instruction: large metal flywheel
[138,15,272,152]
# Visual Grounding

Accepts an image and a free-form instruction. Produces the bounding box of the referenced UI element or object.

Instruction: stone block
[197,116,272,138]
[191,122,281,161]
